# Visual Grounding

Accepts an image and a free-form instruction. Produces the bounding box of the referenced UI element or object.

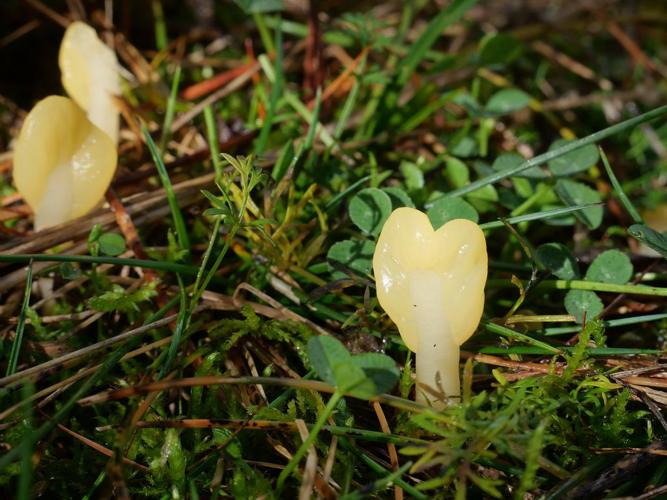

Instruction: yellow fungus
[13,96,117,230]
[59,21,120,144]
[373,207,488,409]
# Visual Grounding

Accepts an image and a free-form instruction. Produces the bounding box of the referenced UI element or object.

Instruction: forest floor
[2,0,667,498]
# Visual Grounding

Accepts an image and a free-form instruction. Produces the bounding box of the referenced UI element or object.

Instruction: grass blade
[143,124,191,256]
[0,298,179,470]
[482,321,562,354]
[253,12,274,54]
[203,105,223,181]
[396,0,478,86]
[428,104,667,204]
[303,87,322,151]
[157,276,188,379]
[5,261,33,376]
[16,381,34,500]
[489,277,667,297]
[285,91,334,147]
[544,312,667,335]
[599,147,642,223]
[0,254,202,278]
[325,175,371,211]
[160,66,182,152]
[479,346,661,356]
[0,337,141,471]
[628,224,667,258]
[255,19,283,156]
[479,203,602,230]
[151,0,168,51]
[338,437,428,499]
[334,53,366,139]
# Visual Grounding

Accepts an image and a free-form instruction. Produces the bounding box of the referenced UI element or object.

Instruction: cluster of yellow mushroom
[373,207,488,410]
[14,22,487,411]
[13,22,120,230]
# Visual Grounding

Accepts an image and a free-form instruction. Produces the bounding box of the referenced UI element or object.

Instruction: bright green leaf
[548,139,599,176]
[453,92,482,117]
[554,180,603,229]
[492,152,546,178]
[307,337,396,397]
[485,89,531,115]
[98,233,126,257]
[427,197,479,229]
[351,352,400,397]
[450,136,477,157]
[479,33,523,66]
[399,161,425,192]
[564,289,604,323]
[334,361,372,395]
[307,336,352,386]
[585,249,633,284]
[349,187,393,235]
[383,187,415,209]
[444,157,469,188]
[58,262,82,280]
[536,243,580,280]
[327,239,375,276]
[628,224,667,259]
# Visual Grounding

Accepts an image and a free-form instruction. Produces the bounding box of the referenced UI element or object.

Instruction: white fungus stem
[416,331,460,409]
[410,270,460,409]
[373,208,488,409]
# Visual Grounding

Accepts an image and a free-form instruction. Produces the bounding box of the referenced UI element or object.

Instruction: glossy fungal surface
[13,96,117,230]
[59,21,120,143]
[373,207,487,407]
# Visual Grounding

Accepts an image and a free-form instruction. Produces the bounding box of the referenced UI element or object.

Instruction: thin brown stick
[181,61,256,100]
[471,353,562,373]
[607,20,665,77]
[78,376,425,412]
[0,173,216,258]
[105,188,153,266]
[0,19,41,48]
[7,310,96,324]
[56,423,149,471]
[303,0,323,97]
[112,132,255,187]
[623,376,667,389]
[372,401,403,500]
[0,315,178,388]
[296,419,318,500]
[532,40,609,87]
[170,63,260,132]
[23,0,70,28]
[309,46,369,109]
[0,336,173,422]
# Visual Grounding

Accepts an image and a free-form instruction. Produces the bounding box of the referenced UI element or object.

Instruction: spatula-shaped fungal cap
[373,207,487,409]
[13,96,117,230]
[59,21,120,143]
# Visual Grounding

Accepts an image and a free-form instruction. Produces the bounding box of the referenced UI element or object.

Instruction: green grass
[2,1,667,498]
[4,261,32,377]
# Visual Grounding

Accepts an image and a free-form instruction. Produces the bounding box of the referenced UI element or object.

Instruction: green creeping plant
[628,224,667,258]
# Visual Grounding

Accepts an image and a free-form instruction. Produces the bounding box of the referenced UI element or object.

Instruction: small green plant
[277,335,399,488]
[2,2,667,498]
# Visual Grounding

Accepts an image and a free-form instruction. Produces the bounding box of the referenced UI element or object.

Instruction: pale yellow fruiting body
[373,207,488,409]
[13,96,117,230]
[59,21,120,144]
[12,22,120,230]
